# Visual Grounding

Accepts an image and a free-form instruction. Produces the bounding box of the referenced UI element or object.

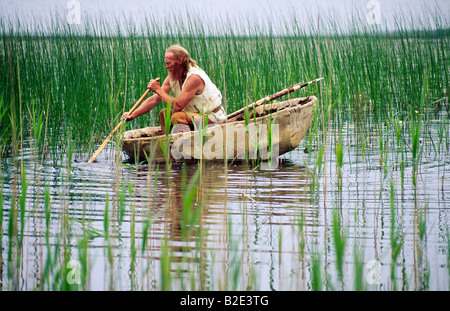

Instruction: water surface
[1,112,448,290]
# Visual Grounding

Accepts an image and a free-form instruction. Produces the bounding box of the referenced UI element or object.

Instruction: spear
[226,77,323,120]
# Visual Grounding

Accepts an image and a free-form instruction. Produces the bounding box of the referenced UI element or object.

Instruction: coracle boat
[121,96,317,163]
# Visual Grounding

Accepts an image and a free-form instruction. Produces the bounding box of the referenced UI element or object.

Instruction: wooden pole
[87,78,159,163]
[226,77,323,120]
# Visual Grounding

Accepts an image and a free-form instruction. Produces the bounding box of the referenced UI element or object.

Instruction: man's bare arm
[149,75,204,112]
[122,77,171,120]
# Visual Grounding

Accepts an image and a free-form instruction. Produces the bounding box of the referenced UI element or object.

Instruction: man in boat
[122,44,226,133]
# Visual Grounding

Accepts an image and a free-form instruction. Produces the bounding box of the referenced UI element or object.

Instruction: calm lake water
[1,110,449,290]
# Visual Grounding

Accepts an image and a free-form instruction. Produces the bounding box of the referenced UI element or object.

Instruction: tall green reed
[1,10,447,162]
[410,75,427,192]
[180,166,203,239]
[332,208,347,289]
[310,250,322,291]
[103,194,114,290]
[389,176,404,290]
[160,236,172,291]
[352,204,365,291]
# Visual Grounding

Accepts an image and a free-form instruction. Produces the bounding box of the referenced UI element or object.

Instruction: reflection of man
[122,44,226,133]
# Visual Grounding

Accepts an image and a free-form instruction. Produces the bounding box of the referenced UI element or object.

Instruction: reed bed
[1,10,447,159]
[0,8,449,291]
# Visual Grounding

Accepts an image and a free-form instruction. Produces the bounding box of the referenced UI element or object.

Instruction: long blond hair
[166,44,197,74]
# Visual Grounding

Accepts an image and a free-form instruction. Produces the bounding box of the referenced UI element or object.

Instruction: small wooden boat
[121,96,317,163]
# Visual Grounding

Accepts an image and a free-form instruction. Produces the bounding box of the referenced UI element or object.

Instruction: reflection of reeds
[353,219,365,291]
[389,176,404,290]
[311,250,322,291]
[180,166,202,239]
[332,208,346,289]
[0,176,3,290]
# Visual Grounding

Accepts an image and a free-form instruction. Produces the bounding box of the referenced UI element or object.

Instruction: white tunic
[169,66,226,124]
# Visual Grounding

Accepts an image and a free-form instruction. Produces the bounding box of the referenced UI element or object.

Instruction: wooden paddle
[226,77,324,120]
[87,78,160,163]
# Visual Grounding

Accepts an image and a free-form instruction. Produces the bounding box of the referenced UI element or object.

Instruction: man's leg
[159,110,211,134]
[171,112,199,133]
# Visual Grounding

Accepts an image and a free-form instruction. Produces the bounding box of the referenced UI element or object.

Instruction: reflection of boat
[121,96,317,163]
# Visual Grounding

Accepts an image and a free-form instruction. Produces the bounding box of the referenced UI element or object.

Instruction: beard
[167,67,186,82]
